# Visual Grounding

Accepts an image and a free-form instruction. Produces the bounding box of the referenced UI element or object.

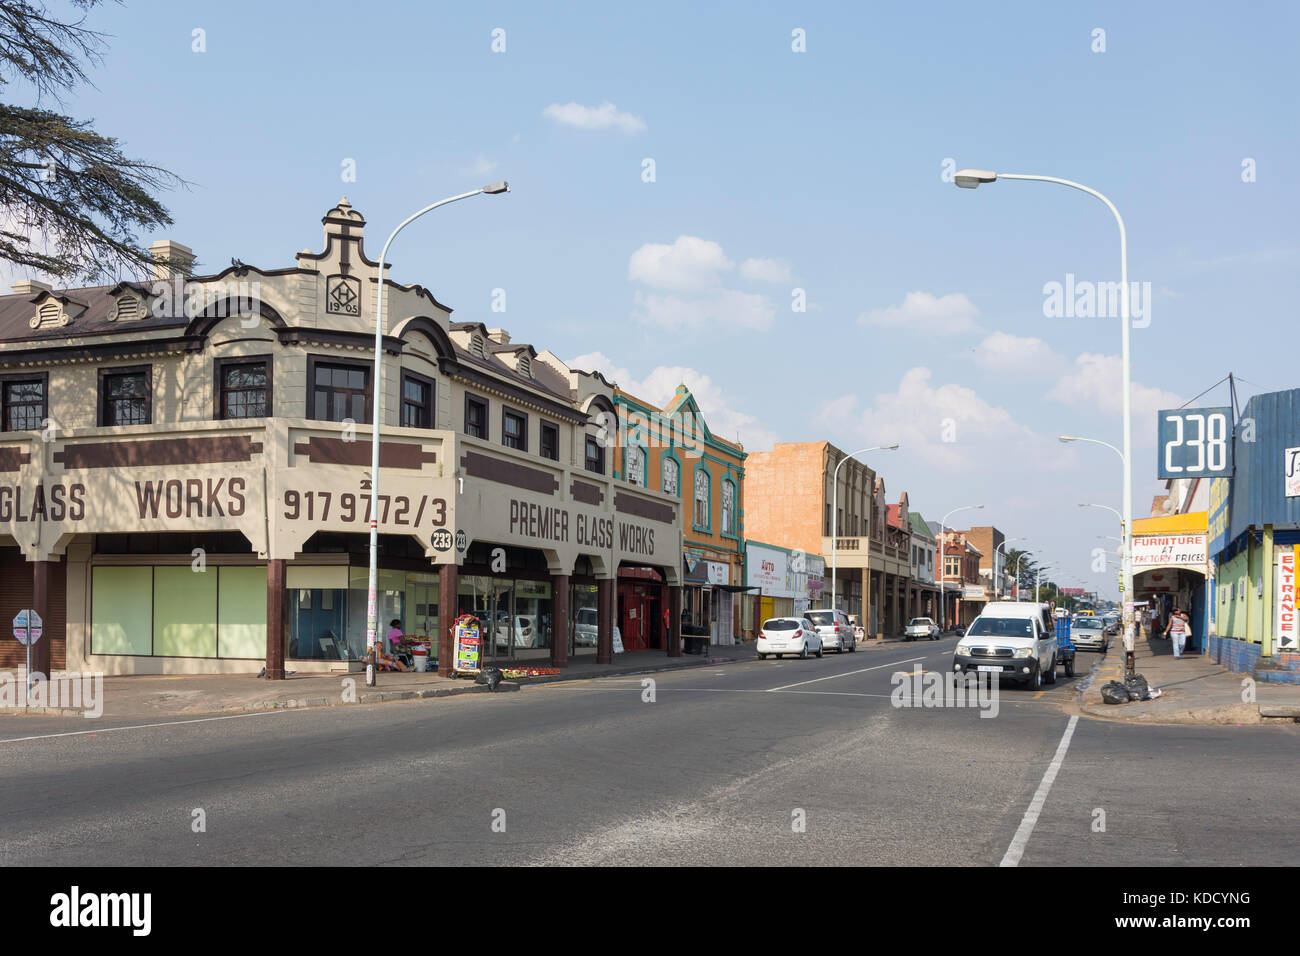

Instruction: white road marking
[0,709,291,744]
[999,715,1079,867]
[765,657,927,692]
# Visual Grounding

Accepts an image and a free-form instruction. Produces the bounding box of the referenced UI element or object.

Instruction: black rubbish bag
[1100,681,1129,705]
[476,666,503,691]
[1123,673,1150,701]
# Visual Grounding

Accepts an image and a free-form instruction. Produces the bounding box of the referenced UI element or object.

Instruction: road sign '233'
[1157,407,1233,479]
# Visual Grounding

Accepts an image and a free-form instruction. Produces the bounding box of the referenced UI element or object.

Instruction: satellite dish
[1161,496,1177,515]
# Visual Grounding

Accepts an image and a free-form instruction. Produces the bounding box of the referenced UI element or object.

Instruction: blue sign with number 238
[1157,407,1233,479]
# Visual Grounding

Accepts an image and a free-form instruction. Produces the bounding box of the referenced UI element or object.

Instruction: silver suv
[804,609,857,654]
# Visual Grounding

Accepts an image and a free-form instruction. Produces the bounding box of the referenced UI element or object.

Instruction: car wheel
[816,644,824,658]
[848,639,856,652]
[1064,657,1075,678]
[758,653,766,660]
[799,645,809,660]
[837,643,844,654]
[1026,665,1041,691]
[1045,656,1057,684]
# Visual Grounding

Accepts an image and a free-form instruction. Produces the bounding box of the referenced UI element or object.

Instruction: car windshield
[576,609,597,625]
[1075,620,1103,630]
[908,618,931,626]
[763,619,799,630]
[805,611,834,626]
[967,617,1034,638]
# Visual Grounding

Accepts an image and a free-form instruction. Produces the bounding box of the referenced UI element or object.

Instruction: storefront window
[404,571,439,647]
[456,575,553,659]
[346,567,405,660]
[572,582,599,653]
[289,587,347,660]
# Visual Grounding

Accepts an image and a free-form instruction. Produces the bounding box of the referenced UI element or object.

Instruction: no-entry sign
[12,608,42,646]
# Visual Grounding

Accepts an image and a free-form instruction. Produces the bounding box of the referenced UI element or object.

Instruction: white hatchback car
[757,617,823,660]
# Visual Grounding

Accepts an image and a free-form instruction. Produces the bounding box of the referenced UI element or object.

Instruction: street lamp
[938,504,984,632]
[830,443,899,623]
[1035,564,1057,604]
[1013,549,1033,601]
[365,182,510,687]
[1079,501,1124,536]
[994,536,1025,599]
[956,169,1135,668]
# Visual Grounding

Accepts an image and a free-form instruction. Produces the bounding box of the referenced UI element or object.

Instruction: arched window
[626,444,645,486]
[662,456,680,496]
[693,468,710,530]
[721,479,736,534]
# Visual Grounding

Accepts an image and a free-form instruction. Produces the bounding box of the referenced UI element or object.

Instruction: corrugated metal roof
[1227,387,1300,539]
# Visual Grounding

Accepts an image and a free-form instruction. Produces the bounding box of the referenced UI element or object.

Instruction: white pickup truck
[904,617,940,641]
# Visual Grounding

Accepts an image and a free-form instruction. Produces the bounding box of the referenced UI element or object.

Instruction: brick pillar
[861,566,870,638]
[596,577,614,664]
[265,559,286,680]
[551,573,570,668]
[668,584,682,657]
[438,562,458,676]
[30,559,51,676]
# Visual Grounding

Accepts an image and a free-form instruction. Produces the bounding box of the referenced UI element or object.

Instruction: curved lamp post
[956,169,1135,665]
[365,182,510,686]
[830,444,899,622]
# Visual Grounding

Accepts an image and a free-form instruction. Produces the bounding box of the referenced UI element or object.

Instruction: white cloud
[859,291,981,334]
[1046,352,1182,421]
[739,257,792,284]
[633,288,775,331]
[971,332,1064,372]
[566,352,780,450]
[542,101,646,134]
[467,155,498,175]
[819,366,1055,472]
[628,236,733,292]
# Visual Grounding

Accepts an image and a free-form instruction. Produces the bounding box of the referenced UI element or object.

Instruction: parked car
[1072,616,1109,651]
[757,617,823,660]
[493,613,540,648]
[953,601,1059,689]
[805,608,857,653]
[904,616,940,641]
[574,607,598,646]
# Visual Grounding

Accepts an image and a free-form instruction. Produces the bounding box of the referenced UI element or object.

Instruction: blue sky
[21,0,1300,596]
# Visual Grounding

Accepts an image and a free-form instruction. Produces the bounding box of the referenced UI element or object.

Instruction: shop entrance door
[485,582,516,664]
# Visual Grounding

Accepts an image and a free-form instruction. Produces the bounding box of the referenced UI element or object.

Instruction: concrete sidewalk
[1078,630,1300,725]
[5,643,759,720]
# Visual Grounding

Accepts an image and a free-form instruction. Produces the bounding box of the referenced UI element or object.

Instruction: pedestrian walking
[1166,607,1188,658]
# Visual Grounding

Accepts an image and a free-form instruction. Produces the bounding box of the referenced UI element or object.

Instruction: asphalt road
[0,635,1295,866]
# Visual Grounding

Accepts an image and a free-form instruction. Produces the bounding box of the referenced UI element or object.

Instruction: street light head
[954,169,997,189]
[1059,435,1077,443]
[482,181,510,195]
[884,443,900,450]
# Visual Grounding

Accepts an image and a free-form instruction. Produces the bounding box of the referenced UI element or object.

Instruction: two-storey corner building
[607,384,747,645]
[907,510,939,620]
[936,530,985,628]
[0,199,684,679]
[743,441,883,633]
[962,525,1007,602]
[875,483,915,637]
